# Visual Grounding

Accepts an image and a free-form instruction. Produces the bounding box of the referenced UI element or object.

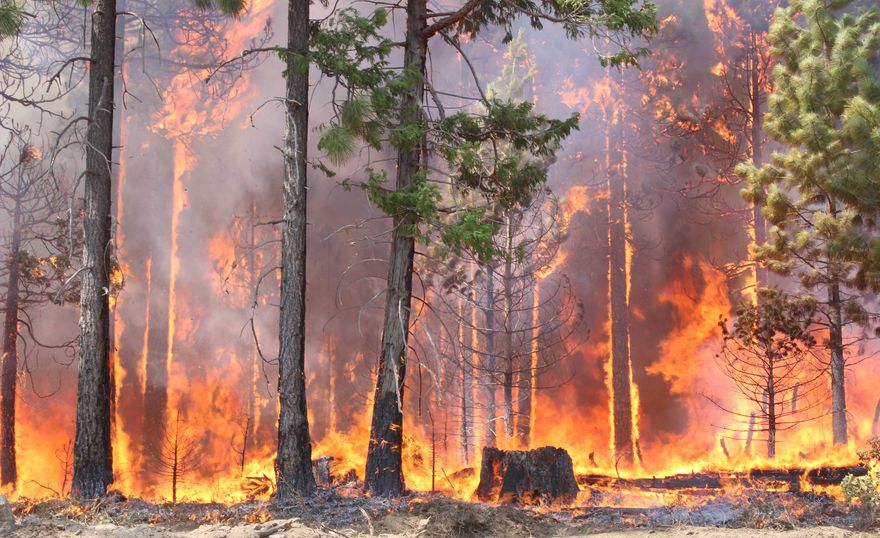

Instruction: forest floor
[6,489,877,537]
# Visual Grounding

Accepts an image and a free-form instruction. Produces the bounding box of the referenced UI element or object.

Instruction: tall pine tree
[737,0,880,446]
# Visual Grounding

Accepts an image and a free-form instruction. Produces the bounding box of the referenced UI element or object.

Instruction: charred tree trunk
[828,279,847,445]
[608,103,634,466]
[483,264,497,447]
[476,446,579,505]
[275,0,316,500]
[364,0,427,497]
[0,187,22,487]
[72,0,117,498]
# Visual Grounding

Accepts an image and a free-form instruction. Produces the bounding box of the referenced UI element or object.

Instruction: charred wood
[476,446,579,505]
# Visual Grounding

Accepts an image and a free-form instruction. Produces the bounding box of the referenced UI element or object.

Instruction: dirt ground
[5,491,876,538]
[6,518,876,538]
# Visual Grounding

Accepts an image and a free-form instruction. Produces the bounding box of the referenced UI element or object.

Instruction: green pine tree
[0,2,24,38]
[314,0,657,495]
[736,0,880,446]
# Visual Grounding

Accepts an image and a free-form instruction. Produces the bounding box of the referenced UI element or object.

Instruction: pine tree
[736,0,880,446]
[275,0,317,500]
[717,288,821,458]
[0,2,24,38]
[71,0,245,499]
[316,0,656,496]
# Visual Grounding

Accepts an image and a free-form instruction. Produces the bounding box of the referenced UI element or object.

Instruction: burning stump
[476,446,579,505]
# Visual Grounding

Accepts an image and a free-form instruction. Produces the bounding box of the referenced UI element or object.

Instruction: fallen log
[575,465,866,492]
[806,465,867,486]
[476,446,579,505]
[746,468,802,492]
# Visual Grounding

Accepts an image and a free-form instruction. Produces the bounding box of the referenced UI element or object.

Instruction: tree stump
[476,446,579,504]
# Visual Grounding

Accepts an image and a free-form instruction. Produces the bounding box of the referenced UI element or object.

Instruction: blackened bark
[476,446,579,505]
[608,105,633,466]
[0,188,22,487]
[275,0,316,500]
[364,0,428,497]
[72,0,116,499]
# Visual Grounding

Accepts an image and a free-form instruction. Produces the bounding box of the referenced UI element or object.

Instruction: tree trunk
[483,264,497,447]
[608,98,634,466]
[828,279,847,445]
[515,284,536,447]
[502,212,515,440]
[0,187,22,487]
[750,43,766,294]
[364,0,427,497]
[459,296,472,465]
[767,358,775,459]
[72,0,116,499]
[476,446,579,505]
[275,0,316,500]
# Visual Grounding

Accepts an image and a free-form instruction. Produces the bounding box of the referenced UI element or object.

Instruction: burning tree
[717,288,822,458]
[66,0,251,498]
[71,0,121,498]
[435,187,583,453]
[737,0,880,446]
[428,33,584,453]
[275,0,315,498]
[0,131,79,488]
[316,0,656,497]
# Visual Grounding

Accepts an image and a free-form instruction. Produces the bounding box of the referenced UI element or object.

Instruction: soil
[5,489,877,537]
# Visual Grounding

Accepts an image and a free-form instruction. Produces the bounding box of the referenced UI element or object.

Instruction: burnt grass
[9,487,870,537]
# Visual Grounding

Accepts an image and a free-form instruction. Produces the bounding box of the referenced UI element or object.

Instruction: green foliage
[313,0,651,265]
[311,8,397,163]
[737,0,880,302]
[0,2,24,38]
[842,438,880,527]
[721,288,816,351]
[453,0,657,66]
[191,0,246,17]
[439,208,501,263]
[363,169,441,241]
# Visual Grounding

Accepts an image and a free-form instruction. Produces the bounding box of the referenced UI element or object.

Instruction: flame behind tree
[0,132,81,490]
[737,0,880,447]
[71,0,251,499]
[72,0,119,499]
[717,288,823,459]
[700,0,777,296]
[149,411,199,504]
[315,0,656,496]
[430,33,585,452]
[275,0,316,499]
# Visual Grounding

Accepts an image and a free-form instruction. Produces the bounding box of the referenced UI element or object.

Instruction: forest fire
[2,0,880,536]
